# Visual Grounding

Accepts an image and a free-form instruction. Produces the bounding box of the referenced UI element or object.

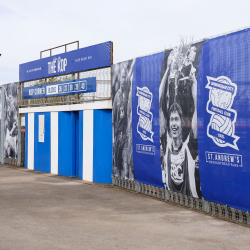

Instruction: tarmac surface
[0,164,250,250]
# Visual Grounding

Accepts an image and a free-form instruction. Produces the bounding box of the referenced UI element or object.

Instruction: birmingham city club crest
[136,87,154,142]
[206,76,240,150]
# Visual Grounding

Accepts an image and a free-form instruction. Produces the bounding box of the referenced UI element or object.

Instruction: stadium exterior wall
[21,101,112,183]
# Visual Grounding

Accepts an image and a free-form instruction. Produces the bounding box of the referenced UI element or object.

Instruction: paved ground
[0,165,250,250]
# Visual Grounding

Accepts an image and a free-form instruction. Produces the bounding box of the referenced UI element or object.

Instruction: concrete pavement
[0,164,249,250]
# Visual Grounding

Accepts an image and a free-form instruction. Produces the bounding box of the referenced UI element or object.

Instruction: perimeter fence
[112,175,250,227]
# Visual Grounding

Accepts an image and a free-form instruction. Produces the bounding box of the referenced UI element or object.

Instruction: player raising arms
[160,45,202,198]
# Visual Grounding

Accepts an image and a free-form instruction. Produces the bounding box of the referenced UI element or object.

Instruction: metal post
[17,83,21,166]
[76,72,80,103]
[1,85,5,164]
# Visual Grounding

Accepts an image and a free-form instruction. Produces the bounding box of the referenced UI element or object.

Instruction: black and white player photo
[112,60,135,180]
[159,43,203,198]
[4,83,18,159]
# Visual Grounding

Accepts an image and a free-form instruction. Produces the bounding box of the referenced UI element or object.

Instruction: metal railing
[19,80,111,107]
[19,67,111,108]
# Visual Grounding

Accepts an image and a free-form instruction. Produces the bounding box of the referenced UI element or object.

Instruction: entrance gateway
[19,41,113,183]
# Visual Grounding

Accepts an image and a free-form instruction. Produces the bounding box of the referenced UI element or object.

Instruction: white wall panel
[50,112,58,174]
[28,113,34,170]
[83,110,93,181]
[19,100,112,113]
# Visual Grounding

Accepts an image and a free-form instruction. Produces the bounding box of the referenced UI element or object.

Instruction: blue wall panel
[75,111,79,177]
[93,109,112,183]
[25,113,28,169]
[34,112,51,173]
[70,111,76,177]
[58,111,75,176]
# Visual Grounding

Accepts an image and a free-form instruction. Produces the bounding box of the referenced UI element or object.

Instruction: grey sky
[0,0,249,84]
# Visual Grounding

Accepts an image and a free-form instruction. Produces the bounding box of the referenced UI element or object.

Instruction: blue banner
[19,41,111,82]
[197,29,250,212]
[132,53,164,188]
[23,77,96,99]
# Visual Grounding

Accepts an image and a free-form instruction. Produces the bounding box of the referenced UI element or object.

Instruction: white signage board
[38,115,44,142]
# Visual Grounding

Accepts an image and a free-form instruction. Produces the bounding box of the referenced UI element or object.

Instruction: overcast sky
[0,0,249,84]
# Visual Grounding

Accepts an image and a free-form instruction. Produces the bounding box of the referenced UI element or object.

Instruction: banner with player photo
[159,42,204,198]
[112,60,135,180]
[4,83,18,160]
[132,53,164,187]
[197,29,250,212]
[112,42,204,192]
[112,44,204,193]
[112,28,250,212]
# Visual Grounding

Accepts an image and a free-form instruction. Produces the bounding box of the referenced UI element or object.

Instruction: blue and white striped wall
[22,101,112,183]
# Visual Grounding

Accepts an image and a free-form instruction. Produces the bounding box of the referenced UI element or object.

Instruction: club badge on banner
[197,29,250,211]
[132,54,164,187]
